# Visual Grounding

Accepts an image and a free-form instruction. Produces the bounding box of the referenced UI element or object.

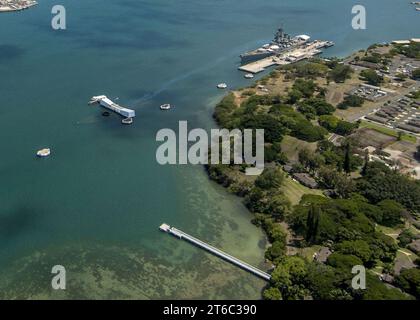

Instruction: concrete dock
[159,223,271,281]
[0,0,37,12]
[239,40,332,74]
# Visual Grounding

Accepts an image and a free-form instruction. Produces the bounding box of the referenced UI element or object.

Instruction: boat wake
[131,45,249,106]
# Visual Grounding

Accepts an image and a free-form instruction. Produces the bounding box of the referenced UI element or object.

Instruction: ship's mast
[274,26,290,44]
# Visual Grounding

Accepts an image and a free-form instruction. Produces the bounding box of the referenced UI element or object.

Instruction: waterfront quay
[0,0,37,12]
[239,40,332,74]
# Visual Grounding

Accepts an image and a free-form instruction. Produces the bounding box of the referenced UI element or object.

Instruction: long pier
[239,40,333,74]
[0,0,37,12]
[159,223,271,281]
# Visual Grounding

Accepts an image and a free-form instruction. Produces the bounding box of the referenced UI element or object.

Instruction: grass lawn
[360,120,417,143]
[394,249,417,273]
[283,174,324,205]
[299,245,322,261]
[372,264,384,275]
[280,136,318,162]
[375,225,402,240]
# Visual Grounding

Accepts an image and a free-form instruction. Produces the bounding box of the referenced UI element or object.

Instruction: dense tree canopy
[362,274,412,300]
[393,42,420,59]
[328,64,354,83]
[360,69,383,86]
[240,114,286,143]
[292,79,317,98]
[319,115,358,135]
[357,162,420,212]
[211,50,420,301]
[412,68,420,80]
[288,197,398,264]
[337,94,365,110]
[395,268,420,299]
[255,167,285,190]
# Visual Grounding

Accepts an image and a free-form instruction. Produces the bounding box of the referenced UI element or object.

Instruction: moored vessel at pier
[240,28,311,64]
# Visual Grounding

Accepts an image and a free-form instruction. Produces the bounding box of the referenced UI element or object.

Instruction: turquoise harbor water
[0,0,419,299]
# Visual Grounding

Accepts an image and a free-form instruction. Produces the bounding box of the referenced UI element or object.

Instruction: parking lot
[365,90,420,134]
[349,83,388,102]
[388,55,420,79]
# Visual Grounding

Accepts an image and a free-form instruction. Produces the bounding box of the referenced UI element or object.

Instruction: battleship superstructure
[240,28,311,64]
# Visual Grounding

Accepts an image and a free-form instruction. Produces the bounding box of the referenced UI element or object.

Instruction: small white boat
[121,117,133,125]
[217,83,228,89]
[244,73,254,79]
[160,103,171,110]
[37,148,51,158]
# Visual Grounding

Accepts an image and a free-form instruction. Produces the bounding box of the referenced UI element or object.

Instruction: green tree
[317,167,355,198]
[360,69,383,86]
[362,150,369,176]
[395,268,420,299]
[265,221,287,243]
[412,68,420,80]
[265,143,288,164]
[306,204,321,243]
[298,148,324,174]
[214,93,238,128]
[291,120,327,142]
[306,262,354,300]
[338,94,365,110]
[327,253,363,271]
[300,98,335,116]
[268,193,291,219]
[295,62,329,78]
[255,167,285,190]
[287,89,303,104]
[292,78,317,98]
[241,114,286,143]
[329,64,353,83]
[271,256,308,300]
[263,287,282,300]
[362,274,412,300]
[265,240,286,262]
[377,199,404,227]
[335,121,358,136]
[357,162,420,212]
[361,53,381,63]
[245,187,267,213]
[398,229,415,248]
[343,142,352,174]
[319,115,340,132]
[335,240,372,263]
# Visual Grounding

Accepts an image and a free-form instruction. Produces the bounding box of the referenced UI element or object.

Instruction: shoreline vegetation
[207,41,420,300]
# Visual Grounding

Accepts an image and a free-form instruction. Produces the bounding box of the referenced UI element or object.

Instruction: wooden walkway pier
[159,223,271,281]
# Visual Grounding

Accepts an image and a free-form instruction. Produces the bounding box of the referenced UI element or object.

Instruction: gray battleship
[240,28,311,64]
